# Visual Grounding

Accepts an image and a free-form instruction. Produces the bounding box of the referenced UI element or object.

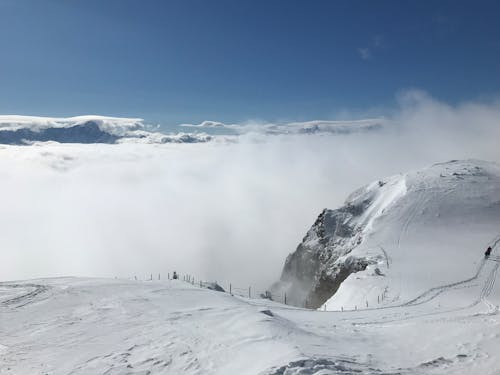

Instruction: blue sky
[0,0,499,125]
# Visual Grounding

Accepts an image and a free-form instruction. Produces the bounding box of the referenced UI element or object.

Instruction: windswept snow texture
[2,159,500,374]
[0,116,212,144]
[272,160,500,312]
[2,251,500,375]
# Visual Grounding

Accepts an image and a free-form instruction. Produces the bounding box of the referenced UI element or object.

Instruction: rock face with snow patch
[270,175,405,308]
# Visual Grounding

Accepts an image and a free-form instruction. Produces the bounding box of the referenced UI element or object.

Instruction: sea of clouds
[1,90,499,289]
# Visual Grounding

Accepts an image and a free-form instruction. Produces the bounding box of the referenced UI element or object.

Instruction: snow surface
[324,160,500,312]
[2,262,500,375]
[1,160,500,374]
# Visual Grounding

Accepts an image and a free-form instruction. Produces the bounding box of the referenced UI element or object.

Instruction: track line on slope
[303,234,500,317]
[390,234,500,309]
[346,235,500,325]
[0,283,51,308]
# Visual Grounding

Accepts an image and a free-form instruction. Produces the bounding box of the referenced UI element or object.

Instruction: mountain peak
[270,159,500,309]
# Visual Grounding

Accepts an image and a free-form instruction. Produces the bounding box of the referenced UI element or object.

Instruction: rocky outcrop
[270,175,407,308]
[270,207,370,308]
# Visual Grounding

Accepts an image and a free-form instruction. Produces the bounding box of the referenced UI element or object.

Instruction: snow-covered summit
[271,159,500,309]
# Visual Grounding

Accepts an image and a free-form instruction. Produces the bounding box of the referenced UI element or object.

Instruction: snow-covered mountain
[2,159,500,374]
[0,115,388,145]
[271,159,500,309]
[0,115,212,144]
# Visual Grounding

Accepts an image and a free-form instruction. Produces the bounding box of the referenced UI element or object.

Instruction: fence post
[366,300,368,308]
[158,273,160,280]
[230,284,232,295]
[284,293,287,305]
[355,305,357,311]
[200,280,202,288]
[134,276,137,281]
[248,286,251,298]
[150,273,153,281]
[341,306,343,312]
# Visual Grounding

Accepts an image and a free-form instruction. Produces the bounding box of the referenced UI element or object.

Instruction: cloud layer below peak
[1,90,499,287]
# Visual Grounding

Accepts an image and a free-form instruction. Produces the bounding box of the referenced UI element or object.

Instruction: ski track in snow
[0,283,51,308]
[333,235,500,327]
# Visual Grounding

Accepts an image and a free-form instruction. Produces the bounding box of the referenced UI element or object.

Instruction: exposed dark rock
[270,203,371,308]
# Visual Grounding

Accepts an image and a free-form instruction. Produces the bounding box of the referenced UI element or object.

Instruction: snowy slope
[325,159,500,311]
[1,159,500,374]
[271,159,500,310]
[2,264,500,375]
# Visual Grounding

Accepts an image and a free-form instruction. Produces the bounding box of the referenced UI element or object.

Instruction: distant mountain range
[0,115,212,144]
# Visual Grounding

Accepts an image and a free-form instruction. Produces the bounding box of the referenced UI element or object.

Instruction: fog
[1,91,499,289]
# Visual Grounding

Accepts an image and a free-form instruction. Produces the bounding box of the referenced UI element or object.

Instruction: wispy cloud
[373,34,384,48]
[357,34,385,61]
[357,47,372,60]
